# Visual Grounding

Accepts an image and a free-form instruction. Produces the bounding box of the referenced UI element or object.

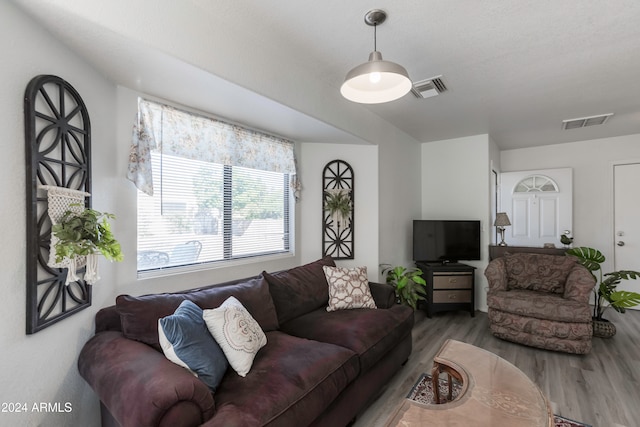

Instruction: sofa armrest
[564,264,596,303]
[369,281,396,309]
[484,258,508,292]
[78,331,215,427]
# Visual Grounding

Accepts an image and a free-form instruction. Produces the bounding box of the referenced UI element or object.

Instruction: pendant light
[341,9,412,104]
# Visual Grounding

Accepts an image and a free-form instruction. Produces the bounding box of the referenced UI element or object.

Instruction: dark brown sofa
[485,252,595,354]
[78,257,414,427]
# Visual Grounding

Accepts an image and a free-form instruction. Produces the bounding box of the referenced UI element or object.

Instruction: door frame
[611,158,640,269]
[492,168,498,244]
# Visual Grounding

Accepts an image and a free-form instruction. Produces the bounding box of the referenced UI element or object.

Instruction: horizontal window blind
[137,155,291,271]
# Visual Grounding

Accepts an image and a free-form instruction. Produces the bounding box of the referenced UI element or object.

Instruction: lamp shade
[340,51,412,104]
[494,212,511,227]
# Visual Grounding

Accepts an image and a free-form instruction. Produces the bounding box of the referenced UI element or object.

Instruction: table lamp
[494,213,511,246]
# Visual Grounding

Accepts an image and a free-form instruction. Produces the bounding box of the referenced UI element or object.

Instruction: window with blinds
[133,100,294,273]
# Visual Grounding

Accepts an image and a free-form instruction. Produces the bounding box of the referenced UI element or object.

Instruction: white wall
[299,144,379,278]
[500,133,640,274]
[0,2,117,426]
[377,137,423,276]
[298,136,421,285]
[421,135,492,311]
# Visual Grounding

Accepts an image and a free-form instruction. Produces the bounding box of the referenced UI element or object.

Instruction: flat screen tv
[413,220,481,264]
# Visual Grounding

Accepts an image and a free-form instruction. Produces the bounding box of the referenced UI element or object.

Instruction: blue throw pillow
[158,299,229,391]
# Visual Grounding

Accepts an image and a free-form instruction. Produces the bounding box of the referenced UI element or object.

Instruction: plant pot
[592,318,616,338]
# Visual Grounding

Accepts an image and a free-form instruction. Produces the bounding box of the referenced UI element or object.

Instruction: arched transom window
[513,175,559,193]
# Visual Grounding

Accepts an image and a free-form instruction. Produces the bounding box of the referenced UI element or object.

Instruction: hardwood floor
[354,308,640,427]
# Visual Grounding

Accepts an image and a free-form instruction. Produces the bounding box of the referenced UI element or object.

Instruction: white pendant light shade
[341,9,412,104]
[341,51,412,104]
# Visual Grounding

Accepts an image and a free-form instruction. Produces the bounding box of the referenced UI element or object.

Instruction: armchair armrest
[484,258,508,292]
[78,331,215,427]
[564,264,596,303]
[369,281,396,309]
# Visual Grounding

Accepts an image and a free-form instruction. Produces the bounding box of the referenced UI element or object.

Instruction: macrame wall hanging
[322,160,354,259]
[25,75,92,334]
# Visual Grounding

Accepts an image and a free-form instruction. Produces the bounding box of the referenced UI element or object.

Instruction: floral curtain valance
[127,99,299,197]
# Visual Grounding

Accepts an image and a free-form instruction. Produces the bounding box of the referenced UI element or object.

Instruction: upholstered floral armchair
[485,252,596,354]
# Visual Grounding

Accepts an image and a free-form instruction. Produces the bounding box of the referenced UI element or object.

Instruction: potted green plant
[52,207,123,263]
[324,189,352,228]
[381,265,427,310]
[566,246,640,337]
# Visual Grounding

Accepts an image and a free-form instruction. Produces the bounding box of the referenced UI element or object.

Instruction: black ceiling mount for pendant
[24,74,92,334]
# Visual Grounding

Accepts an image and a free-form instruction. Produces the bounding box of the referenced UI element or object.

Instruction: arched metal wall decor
[322,160,354,259]
[25,75,92,334]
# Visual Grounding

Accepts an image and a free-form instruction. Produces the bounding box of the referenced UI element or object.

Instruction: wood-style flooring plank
[353,308,640,427]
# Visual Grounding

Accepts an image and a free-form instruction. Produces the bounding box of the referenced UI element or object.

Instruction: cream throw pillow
[203,296,267,377]
[323,266,377,312]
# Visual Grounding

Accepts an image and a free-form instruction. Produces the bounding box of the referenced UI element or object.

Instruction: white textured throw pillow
[323,266,377,312]
[203,296,267,377]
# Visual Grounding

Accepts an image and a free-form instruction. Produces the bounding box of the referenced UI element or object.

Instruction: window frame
[133,98,297,277]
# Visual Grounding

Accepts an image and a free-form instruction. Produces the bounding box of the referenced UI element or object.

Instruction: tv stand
[415,262,476,318]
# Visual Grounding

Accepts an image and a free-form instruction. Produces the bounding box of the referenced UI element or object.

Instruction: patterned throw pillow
[203,296,267,377]
[158,300,229,392]
[323,266,377,312]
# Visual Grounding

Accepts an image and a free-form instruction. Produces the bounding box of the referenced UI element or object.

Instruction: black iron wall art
[24,75,92,334]
[322,160,354,259]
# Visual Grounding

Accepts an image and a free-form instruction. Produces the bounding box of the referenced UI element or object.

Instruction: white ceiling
[12,0,640,149]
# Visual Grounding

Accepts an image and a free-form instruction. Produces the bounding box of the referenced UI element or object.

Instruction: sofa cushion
[116,276,278,349]
[324,266,377,312]
[158,300,229,391]
[488,289,592,323]
[488,308,593,355]
[201,331,359,427]
[280,304,414,373]
[488,308,593,341]
[203,296,267,377]
[504,252,576,293]
[263,256,335,324]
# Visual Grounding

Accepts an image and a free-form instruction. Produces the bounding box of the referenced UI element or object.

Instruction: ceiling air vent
[411,76,448,99]
[562,113,613,130]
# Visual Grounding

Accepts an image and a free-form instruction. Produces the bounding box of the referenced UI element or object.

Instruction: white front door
[499,168,572,247]
[613,162,640,303]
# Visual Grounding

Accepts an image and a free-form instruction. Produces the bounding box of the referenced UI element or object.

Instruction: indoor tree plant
[566,246,640,337]
[381,265,427,310]
[324,189,352,228]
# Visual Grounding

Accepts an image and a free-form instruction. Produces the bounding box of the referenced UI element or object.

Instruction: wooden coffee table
[385,339,553,427]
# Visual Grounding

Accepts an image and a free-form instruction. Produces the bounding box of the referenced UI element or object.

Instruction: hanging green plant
[324,189,352,227]
[52,206,123,263]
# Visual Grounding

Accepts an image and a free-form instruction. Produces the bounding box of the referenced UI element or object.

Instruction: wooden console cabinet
[416,263,476,318]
